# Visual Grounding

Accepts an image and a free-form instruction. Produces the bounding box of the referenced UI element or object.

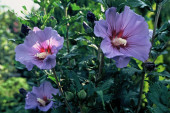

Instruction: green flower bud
[77,90,87,100]
[65,91,74,101]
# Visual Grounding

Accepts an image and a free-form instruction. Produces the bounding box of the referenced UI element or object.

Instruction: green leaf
[120,67,142,76]
[71,3,81,11]
[125,0,148,8]
[96,79,114,91]
[147,82,170,113]
[96,90,105,109]
[67,71,82,91]
[51,106,66,113]
[22,6,27,10]
[149,71,170,78]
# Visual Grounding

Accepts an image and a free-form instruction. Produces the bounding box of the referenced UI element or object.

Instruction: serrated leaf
[120,67,142,76]
[67,71,82,91]
[125,0,147,8]
[96,90,105,109]
[147,82,170,113]
[96,79,114,91]
[149,71,170,78]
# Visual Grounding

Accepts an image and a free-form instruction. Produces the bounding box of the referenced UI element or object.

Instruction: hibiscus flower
[25,81,60,111]
[94,6,151,68]
[15,27,64,70]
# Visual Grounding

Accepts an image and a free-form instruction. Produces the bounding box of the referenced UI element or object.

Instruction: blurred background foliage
[0,0,170,113]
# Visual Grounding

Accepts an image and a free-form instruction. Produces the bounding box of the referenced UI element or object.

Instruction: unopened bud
[154,0,164,3]
[87,11,96,23]
[50,16,55,20]
[83,21,92,33]
[143,62,155,71]
[167,20,170,31]
[21,24,31,35]
[77,90,87,100]
[19,88,27,96]
[65,91,74,101]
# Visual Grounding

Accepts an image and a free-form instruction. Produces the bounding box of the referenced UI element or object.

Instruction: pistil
[35,52,51,59]
[112,37,127,46]
[37,98,46,106]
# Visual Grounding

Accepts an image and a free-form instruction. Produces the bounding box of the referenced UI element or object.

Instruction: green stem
[52,68,73,113]
[65,7,70,65]
[79,103,84,113]
[109,103,115,113]
[136,70,145,113]
[98,49,104,79]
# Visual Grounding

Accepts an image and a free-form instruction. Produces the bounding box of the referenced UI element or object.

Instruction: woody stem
[52,68,73,113]
[136,70,145,113]
[149,2,162,58]
[65,7,70,66]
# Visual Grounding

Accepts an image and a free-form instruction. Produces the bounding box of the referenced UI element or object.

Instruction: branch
[52,68,73,113]
[149,2,163,58]
[136,71,145,113]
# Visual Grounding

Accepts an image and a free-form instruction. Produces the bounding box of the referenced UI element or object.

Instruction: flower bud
[143,62,155,71]
[21,24,31,35]
[50,16,55,20]
[87,11,96,23]
[83,21,92,33]
[77,90,87,100]
[65,91,74,101]
[154,0,164,3]
[167,20,170,31]
[19,88,27,96]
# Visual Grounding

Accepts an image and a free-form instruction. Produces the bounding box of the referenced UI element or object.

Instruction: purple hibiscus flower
[25,81,60,111]
[94,6,151,68]
[15,27,64,70]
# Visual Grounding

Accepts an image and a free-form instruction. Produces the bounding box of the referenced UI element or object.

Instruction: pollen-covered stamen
[37,98,46,106]
[112,37,127,46]
[35,52,51,59]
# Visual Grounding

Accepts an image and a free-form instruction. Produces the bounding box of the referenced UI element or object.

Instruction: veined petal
[32,81,59,99]
[94,20,110,39]
[105,7,117,31]
[100,38,123,58]
[120,35,151,61]
[113,56,131,68]
[120,6,149,37]
[40,55,56,70]
[25,92,38,109]
[38,101,53,112]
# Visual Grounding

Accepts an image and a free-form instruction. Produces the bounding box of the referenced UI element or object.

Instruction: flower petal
[42,81,60,98]
[113,56,131,68]
[94,20,110,39]
[33,27,41,32]
[41,55,56,70]
[105,7,117,31]
[119,6,149,37]
[32,81,59,99]
[15,44,37,70]
[100,38,123,58]
[120,36,151,61]
[149,29,153,38]
[38,101,53,112]
[25,92,38,109]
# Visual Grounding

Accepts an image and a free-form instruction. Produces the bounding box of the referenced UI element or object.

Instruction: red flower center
[110,30,127,47]
[35,46,52,60]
